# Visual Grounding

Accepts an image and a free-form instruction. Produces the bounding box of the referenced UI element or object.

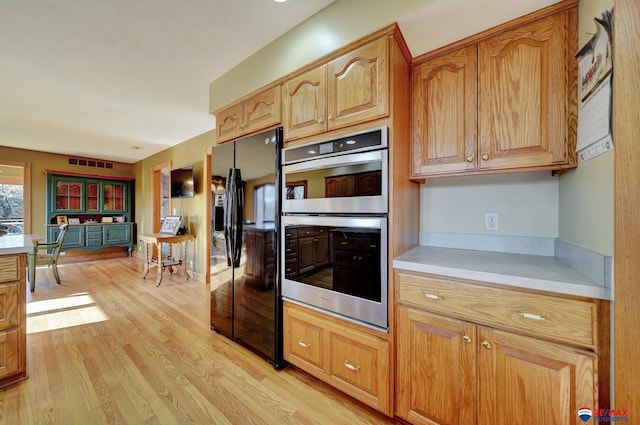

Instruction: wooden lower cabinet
[283,301,392,415]
[397,306,598,425]
[477,327,596,425]
[395,271,607,425]
[0,253,27,388]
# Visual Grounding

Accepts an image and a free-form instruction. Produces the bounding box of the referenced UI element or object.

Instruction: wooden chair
[28,223,69,292]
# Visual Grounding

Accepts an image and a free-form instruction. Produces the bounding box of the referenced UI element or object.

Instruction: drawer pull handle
[517,312,546,321]
[344,361,360,371]
[482,340,492,349]
[423,293,443,300]
[297,340,311,348]
[463,335,472,343]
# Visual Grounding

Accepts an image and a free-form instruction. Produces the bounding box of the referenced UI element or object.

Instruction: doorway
[0,160,31,235]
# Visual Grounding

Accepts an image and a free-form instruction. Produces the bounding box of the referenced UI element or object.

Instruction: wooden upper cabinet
[411,6,577,178]
[282,65,327,141]
[215,85,281,144]
[478,12,571,171]
[283,36,389,142]
[327,36,389,131]
[412,46,477,176]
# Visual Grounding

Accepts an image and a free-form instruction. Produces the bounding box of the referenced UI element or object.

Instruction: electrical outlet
[485,213,498,231]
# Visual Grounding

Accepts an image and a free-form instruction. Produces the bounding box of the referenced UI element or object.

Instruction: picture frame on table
[159,216,182,235]
[68,218,80,225]
[56,215,68,225]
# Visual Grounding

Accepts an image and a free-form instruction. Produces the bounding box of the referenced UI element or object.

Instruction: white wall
[209,0,432,112]
[421,172,559,237]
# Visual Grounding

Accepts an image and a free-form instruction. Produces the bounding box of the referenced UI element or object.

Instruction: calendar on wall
[576,8,613,162]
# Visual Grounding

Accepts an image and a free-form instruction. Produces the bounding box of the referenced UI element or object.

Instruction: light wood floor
[0,257,402,424]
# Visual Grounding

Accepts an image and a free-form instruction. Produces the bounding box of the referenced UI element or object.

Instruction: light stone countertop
[0,235,34,255]
[393,245,612,300]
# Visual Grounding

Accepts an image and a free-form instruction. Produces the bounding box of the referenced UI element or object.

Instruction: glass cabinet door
[86,180,101,212]
[102,182,127,212]
[54,178,84,212]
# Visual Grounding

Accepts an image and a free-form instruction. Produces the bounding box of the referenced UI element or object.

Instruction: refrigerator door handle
[224,168,234,267]
[232,168,244,267]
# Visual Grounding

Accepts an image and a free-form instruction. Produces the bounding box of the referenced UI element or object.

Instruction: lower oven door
[281,214,388,330]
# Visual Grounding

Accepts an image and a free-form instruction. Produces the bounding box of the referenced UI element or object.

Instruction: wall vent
[68,157,114,169]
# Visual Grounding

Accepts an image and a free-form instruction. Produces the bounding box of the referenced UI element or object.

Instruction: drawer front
[0,328,22,380]
[86,238,103,247]
[397,272,597,348]
[86,231,102,240]
[285,228,298,239]
[329,330,389,401]
[284,306,325,373]
[0,255,20,283]
[85,225,102,232]
[285,239,298,258]
[0,283,19,331]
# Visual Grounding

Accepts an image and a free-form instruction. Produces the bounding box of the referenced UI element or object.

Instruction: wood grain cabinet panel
[283,301,392,415]
[215,85,281,144]
[0,253,26,388]
[282,65,327,141]
[412,45,477,176]
[283,36,388,142]
[327,36,388,131]
[477,327,597,425]
[395,270,607,425]
[411,6,577,178]
[397,307,476,425]
[478,12,571,171]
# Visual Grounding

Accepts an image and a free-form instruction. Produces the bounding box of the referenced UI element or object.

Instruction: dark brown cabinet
[284,226,329,277]
[324,171,381,198]
[298,228,329,274]
[331,231,381,301]
[243,227,275,291]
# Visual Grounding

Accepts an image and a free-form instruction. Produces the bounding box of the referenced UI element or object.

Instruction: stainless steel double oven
[281,126,389,330]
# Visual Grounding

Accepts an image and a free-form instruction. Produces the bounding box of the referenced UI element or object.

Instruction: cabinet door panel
[0,328,22,381]
[478,12,570,170]
[215,102,244,143]
[412,45,477,177]
[477,326,597,425]
[327,37,388,130]
[283,66,327,141]
[244,86,281,135]
[284,305,325,373]
[397,307,476,425]
[329,329,390,414]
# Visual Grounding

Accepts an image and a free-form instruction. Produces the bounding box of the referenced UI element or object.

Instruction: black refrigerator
[210,127,285,369]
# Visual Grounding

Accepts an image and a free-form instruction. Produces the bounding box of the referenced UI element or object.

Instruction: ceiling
[0,0,334,164]
[1,0,559,164]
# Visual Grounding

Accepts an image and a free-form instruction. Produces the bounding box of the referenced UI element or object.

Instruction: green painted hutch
[45,171,135,254]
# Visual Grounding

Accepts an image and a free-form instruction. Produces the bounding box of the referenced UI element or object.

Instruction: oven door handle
[283,150,386,174]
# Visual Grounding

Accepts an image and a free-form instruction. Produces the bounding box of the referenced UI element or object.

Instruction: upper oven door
[283,149,388,214]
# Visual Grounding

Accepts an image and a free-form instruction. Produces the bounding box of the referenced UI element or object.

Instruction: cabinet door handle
[328,113,333,120]
[318,116,324,123]
[482,340,492,349]
[466,156,474,162]
[423,293,443,300]
[344,360,360,371]
[297,339,311,348]
[463,335,472,343]
[516,311,546,321]
[481,154,489,161]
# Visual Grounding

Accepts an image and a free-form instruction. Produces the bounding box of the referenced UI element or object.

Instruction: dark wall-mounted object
[171,166,195,198]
